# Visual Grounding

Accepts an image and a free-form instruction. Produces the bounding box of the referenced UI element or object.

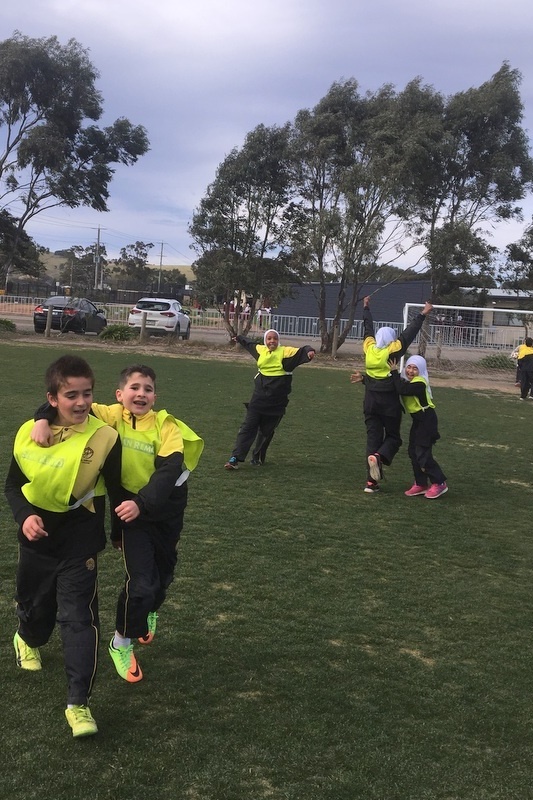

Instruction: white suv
[128,298,191,339]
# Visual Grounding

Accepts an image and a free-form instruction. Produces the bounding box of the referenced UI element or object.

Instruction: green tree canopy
[397,64,533,300]
[0,31,150,282]
[189,123,300,334]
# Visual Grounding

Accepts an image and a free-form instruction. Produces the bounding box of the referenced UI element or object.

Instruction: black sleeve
[396,313,425,357]
[34,402,97,422]
[4,457,35,527]
[282,346,315,372]
[390,371,427,400]
[132,452,185,515]
[235,335,260,360]
[363,307,375,340]
[100,437,125,513]
[34,401,56,422]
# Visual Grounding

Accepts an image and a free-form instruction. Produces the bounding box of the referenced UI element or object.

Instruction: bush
[477,353,515,370]
[0,317,16,332]
[99,324,137,342]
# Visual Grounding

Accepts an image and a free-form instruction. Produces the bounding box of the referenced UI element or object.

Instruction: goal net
[401,302,533,387]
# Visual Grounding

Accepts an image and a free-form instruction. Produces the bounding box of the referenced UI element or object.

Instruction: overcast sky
[2,0,533,268]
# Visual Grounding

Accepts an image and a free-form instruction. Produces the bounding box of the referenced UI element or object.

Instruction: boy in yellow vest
[516,337,533,400]
[223,329,315,469]
[32,364,203,685]
[4,355,123,738]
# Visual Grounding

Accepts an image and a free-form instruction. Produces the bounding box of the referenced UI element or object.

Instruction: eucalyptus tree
[189,123,297,334]
[111,241,154,291]
[0,31,149,282]
[397,64,533,301]
[0,209,42,282]
[57,244,109,294]
[287,80,414,353]
[498,218,533,296]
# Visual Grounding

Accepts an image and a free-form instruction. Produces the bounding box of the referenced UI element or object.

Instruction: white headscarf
[263,329,280,345]
[402,355,432,398]
[375,326,397,349]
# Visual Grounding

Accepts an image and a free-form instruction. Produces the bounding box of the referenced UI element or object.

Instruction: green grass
[1,340,532,799]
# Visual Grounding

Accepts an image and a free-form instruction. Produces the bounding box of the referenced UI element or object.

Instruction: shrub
[0,317,16,333]
[99,324,137,341]
[477,353,515,370]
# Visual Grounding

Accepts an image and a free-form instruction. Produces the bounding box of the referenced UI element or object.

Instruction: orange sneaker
[108,638,143,682]
[138,611,158,645]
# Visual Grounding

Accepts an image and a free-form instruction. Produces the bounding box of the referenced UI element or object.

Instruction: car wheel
[34,326,44,334]
[75,319,87,335]
[182,324,190,340]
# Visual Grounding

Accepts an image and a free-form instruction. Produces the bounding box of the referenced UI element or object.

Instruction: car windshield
[136,301,172,311]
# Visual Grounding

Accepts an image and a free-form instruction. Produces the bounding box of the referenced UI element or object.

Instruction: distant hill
[40,253,195,282]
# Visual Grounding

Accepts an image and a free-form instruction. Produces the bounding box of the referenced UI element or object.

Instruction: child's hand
[422,300,433,316]
[350,371,363,383]
[308,350,316,360]
[31,419,54,447]
[387,359,399,372]
[115,499,141,523]
[22,514,48,541]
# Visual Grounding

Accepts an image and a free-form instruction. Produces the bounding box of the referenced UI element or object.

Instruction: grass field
[1,339,532,800]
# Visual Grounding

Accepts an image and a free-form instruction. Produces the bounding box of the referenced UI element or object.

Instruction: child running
[354,295,433,493]
[32,364,203,684]
[224,329,315,469]
[389,355,448,499]
[516,337,533,400]
[5,355,124,738]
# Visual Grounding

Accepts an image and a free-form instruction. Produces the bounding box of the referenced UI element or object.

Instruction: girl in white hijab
[390,354,447,499]
[357,295,433,494]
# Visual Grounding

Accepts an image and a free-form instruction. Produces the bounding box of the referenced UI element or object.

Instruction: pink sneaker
[404,484,427,497]
[425,482,448,499]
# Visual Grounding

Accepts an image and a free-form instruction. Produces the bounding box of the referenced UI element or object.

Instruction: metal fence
[0,295,521,351]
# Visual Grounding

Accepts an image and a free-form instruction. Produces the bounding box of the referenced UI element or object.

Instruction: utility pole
[93,226,104,290]
[157,242,164,294]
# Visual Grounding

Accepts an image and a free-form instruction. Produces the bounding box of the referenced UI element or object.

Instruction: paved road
[3,312,362,355]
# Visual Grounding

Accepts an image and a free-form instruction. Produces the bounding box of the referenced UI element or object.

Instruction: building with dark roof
[274,280,432,323]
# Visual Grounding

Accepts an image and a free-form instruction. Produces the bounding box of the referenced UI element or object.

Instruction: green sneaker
[138,611,158,645]
[13,632,42,671]
[65,705,98,738]
[108,638,143,682]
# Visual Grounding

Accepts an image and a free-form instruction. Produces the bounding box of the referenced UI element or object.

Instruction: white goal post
[402,302,533,378]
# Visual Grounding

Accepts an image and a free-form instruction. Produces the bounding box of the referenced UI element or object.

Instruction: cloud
[2,0,532,264]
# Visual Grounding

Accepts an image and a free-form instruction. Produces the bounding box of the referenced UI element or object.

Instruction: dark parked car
[33,296,107,335]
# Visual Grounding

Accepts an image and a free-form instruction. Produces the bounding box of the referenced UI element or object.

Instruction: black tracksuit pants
[15,547,100,706]
[115,503,186,639]
[231,406,283,464]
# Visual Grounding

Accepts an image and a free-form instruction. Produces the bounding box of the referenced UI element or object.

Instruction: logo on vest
[82,446,94,463]
[85,558,96,571]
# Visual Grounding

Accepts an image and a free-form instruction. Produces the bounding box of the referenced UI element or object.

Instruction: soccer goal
[402,302,533,383]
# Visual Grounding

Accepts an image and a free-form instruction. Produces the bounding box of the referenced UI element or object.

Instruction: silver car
[128,297,191,339]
